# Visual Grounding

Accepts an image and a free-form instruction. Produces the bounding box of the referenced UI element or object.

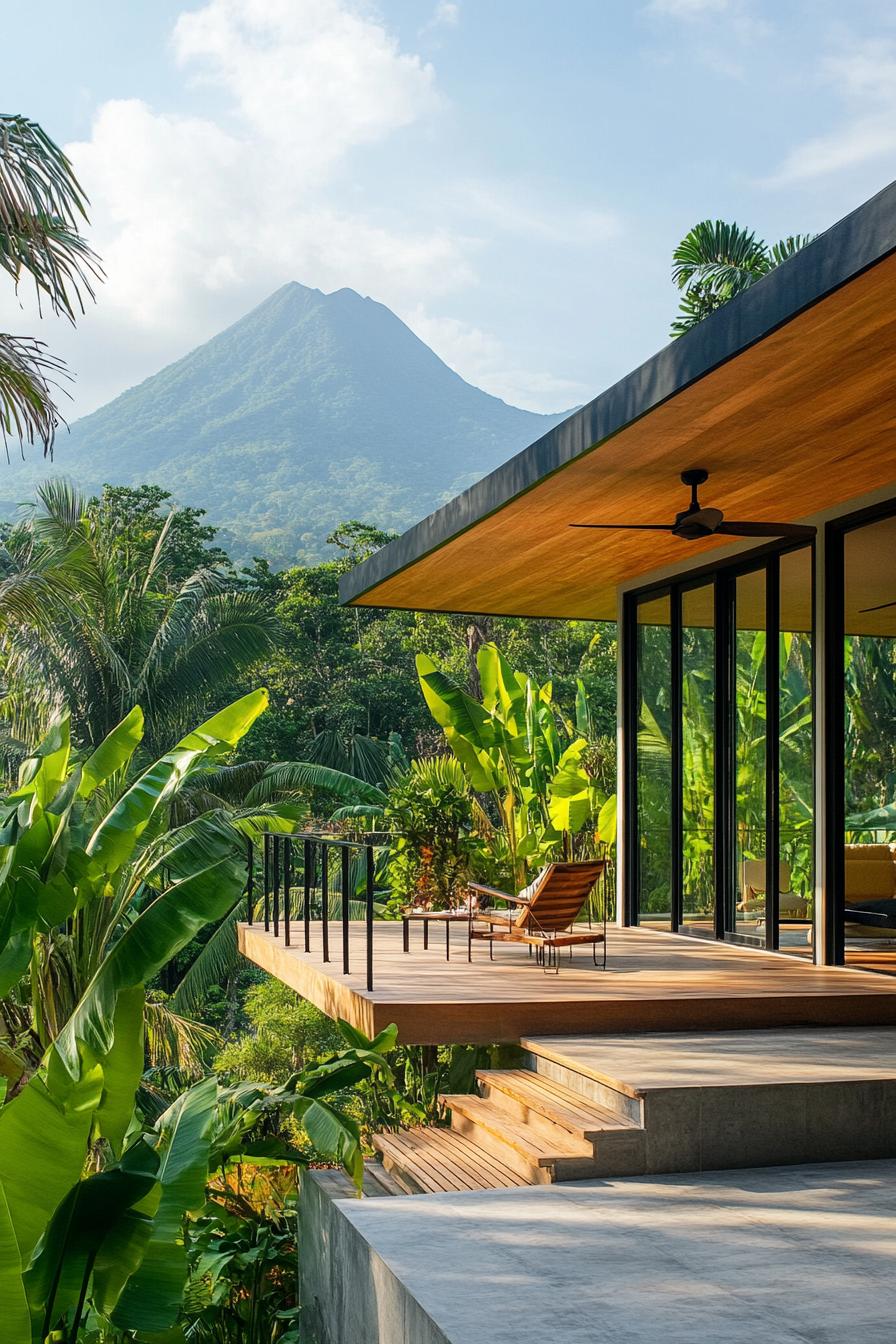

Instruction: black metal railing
[246,831,379,990]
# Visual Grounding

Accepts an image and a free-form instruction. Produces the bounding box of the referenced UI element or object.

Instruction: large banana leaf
[478,643,525,730]
[87,689,268,874]
[547,739,597,835]
[114,1075,218,1333]
[416,658,501,792]
[24,1159,158,1343]
[1,810,247,1264]
[56,851,246,1091]
[0,1186,29,1344]
[0,1046,104,1265]
[94,985,145,1156]
[597,793,617,846]
[78,705,144,798]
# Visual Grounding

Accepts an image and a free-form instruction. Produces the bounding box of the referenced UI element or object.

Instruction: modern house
[239,180,896,1343]
[340,177,896,976]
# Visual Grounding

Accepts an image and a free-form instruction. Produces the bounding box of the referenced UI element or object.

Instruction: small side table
[401,908,473,960]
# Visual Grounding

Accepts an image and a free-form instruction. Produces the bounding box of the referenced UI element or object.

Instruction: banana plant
[19,1033,396,1342]
[0,689,305,1343]
[417,644,606,886]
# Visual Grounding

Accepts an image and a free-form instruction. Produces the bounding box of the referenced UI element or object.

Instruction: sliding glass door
[630,543,813,952]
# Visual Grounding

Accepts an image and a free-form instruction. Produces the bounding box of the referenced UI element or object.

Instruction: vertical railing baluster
[366,843,374,992]
[273,835,280,938]
[263,833,271,931]
[342,845,351,975]
[246,837,254,924]
[303,837,312,953]
[284,837,291,947]
[321,844,330,963]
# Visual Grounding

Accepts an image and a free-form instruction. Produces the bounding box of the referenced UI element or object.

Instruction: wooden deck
[237,920,896,1044]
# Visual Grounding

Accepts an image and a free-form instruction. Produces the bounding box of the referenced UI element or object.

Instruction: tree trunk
[465,619,492,698]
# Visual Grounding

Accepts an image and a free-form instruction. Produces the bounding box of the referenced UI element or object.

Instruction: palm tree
[670,220,814,337]
[0,480,278,757]
[0,114,102,455]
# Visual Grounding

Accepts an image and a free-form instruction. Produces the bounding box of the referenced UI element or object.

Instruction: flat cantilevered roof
[340,180,896,620]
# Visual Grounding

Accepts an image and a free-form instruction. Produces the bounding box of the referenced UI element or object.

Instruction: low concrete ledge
[299,1171,450,1344]
[301,1161,896,1344]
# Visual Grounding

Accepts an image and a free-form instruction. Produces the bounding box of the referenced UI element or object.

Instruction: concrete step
[373,1126,525,1194]
[441,1092,600,1183]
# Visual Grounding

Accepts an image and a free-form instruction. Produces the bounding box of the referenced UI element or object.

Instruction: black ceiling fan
[570,469,816,543]
[860,598,896,614]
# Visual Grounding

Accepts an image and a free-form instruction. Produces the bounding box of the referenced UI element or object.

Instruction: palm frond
[671,220,769,292]
[170,905,243,1019]
[767,233,816,266]
[0,332,67,458]
[305,729,399,786]
[245,761,389,807]
[144,996,221,1075]
[0,113,103,321]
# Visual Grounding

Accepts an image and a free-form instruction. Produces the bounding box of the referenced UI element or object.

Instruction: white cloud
[0,0,472,416]
[173,0,438,176]
[763,40,896,186]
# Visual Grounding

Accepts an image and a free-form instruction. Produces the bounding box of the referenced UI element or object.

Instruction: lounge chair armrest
[467,882,529,906]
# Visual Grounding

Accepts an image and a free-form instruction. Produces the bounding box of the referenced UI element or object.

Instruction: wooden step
[441,1092,600,1182]
[373,1127,525,1194]
[306,1163,407,1199]
[364,1161,411,1197]
[523,1043,643,1125]
[475,1068,641,1142]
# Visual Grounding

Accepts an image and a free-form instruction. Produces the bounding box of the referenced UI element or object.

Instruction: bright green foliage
[670,220,814,336]
[417,644,609,887]
[241,535,616,773]
[0,691,288,1342]
[0,481,278,755]
[215,978,343,1083]
[384,757,483,910]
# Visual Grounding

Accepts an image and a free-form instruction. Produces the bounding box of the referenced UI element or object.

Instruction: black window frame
[825,494,896,965]
[623,537,815,950]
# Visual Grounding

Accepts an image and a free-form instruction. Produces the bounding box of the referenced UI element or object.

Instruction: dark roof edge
[340,178,896,607]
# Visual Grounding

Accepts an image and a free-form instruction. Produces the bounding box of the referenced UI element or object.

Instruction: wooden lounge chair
[467,861,607,971]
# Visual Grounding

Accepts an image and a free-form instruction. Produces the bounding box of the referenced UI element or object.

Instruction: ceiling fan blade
[569,523,673,532]
[860,598,896,614]
[715,521,816,540]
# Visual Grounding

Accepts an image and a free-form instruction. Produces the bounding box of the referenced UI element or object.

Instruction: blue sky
[3,0,896,417]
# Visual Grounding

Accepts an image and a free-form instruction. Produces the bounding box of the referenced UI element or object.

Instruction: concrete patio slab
[301,1160,896,1343]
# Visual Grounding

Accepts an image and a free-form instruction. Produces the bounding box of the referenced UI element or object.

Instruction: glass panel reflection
[681,583,715,934]
[733,569,767,938]
[636,596,672,931]
[778,546,814,950]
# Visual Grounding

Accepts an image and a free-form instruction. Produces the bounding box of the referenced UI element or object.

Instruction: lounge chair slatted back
[513,862,604,933]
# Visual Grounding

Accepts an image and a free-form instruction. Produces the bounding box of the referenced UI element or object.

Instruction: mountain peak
[0,286,569,568]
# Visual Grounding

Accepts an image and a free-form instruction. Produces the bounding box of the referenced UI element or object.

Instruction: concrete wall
[299,1172,449,1344]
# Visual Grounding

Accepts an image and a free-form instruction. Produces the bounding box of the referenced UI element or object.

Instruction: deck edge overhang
[340,177,896,612]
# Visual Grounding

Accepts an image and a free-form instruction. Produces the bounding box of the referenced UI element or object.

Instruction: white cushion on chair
[518,866,549,903]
